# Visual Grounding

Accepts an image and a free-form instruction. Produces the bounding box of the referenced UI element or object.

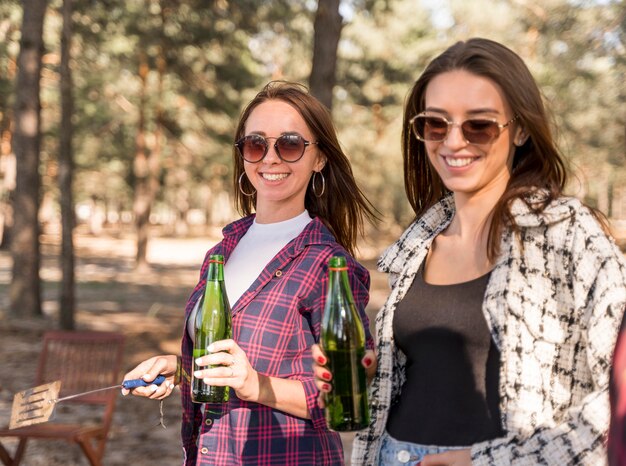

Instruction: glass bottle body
[191,255,232,404]
[320,256,370,431]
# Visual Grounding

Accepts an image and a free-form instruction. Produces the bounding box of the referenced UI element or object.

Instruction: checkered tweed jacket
[352,194,626,465]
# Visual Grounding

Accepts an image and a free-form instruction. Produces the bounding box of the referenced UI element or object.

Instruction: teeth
[446,157,474,167]
[262,173,288,181]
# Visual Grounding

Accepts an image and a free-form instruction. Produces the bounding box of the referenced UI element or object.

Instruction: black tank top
[386,261,504,445]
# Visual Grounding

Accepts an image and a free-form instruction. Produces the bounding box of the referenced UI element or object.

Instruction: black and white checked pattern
[352,195,626,466]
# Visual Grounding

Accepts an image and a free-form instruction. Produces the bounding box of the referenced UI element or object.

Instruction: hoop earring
[238,173,256,197]
[312,171,325,198]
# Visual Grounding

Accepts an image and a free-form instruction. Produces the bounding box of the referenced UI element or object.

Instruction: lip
[259,172,290,181]
[441,155,480,170]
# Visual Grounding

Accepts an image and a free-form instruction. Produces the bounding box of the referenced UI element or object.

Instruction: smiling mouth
[261,173,289,181]
[444,157,476,168]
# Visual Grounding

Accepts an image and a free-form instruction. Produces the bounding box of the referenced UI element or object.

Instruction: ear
[314,153,327,172]
[513,125,529,147]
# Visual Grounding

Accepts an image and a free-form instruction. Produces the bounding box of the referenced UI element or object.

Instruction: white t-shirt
[187,210,313,341]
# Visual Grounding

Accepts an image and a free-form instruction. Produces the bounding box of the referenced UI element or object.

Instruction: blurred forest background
[0,1,624,464]
[0,0,624,323]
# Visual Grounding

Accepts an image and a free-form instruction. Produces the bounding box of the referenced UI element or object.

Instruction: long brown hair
[402,38,569,259]
[233,81,378,255]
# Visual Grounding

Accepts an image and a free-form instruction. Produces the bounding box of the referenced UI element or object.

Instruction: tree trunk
[309,0,342,110]
[59,0,75,329]
[9,0,47,318]
[133,52,153,269]
[0,129,16,250]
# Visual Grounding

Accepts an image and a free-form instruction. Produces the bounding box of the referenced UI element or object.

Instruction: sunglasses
[410,113,519,145]
[235,134,318,163]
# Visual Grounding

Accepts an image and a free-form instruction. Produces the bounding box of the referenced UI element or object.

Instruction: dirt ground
[0,230,390,466]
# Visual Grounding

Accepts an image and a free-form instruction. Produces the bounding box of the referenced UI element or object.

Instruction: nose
[262,141,281,164]
[444,122,467,149]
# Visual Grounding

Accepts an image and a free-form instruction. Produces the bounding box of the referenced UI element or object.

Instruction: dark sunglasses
[235,134,318,163]
[410,113,519,145]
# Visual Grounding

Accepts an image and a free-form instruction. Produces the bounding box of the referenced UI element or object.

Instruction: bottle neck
[329,267,351,301]
[207,259,224,281]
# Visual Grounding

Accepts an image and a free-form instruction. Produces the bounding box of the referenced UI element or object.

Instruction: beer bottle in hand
[320,255,370,431]
[191,254,232,403]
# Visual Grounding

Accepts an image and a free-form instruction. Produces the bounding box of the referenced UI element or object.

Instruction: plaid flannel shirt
[180,215,373,466]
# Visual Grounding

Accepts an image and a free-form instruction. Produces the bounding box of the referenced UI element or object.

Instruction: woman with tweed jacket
[313,38,626,465]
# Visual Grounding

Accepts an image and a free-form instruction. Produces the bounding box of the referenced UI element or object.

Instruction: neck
[254,205,307,224]
[448,183,506,241]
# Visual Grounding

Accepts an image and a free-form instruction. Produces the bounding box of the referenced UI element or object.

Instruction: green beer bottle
[191,254,232,403]
[320,255,370,431]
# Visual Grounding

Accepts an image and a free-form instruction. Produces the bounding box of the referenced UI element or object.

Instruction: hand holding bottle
[121,354,178,399]
[193,338,261,402]
[191,254,232,403]
[319,255,374,431]
[311,343,376,408]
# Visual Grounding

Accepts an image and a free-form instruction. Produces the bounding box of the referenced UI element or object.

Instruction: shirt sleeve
[471,233,626,465]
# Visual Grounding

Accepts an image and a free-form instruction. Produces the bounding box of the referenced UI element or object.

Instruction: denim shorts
[378,430,467,465]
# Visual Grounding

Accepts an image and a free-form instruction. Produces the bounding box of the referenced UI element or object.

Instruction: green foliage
[2,0,624,234]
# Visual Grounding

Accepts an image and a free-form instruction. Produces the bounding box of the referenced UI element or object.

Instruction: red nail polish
[322,383,330,391]
[322,371,331,381]
[317,356,325,365]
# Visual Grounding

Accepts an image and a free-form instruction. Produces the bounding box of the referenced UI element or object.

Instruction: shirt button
[397,450,411,463]
[200,447,208,454]
[275,270,283,277]
[205,418,212,426]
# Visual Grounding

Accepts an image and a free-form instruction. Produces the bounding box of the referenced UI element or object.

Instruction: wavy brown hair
[233,81,378,256]
[402,38,572,260]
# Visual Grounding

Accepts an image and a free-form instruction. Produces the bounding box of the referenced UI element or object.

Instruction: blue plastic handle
[122,374,167,389]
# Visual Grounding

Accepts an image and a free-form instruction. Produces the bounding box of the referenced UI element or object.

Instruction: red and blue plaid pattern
[180,216,372,465]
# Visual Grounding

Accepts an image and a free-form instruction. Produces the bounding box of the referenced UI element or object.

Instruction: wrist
[174,355,190,385]
[240,370,264,403]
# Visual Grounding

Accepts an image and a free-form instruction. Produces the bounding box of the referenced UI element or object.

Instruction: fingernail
[322,371,331,381]
[194,371,202,377]
[322,383,330,391]
[363,357,372,367]
[195,358,202,365]
[149,384,158,392]
[317,356,325,364]
[207,344,214,353]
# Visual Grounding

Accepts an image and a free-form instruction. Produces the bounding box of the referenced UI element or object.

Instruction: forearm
[252,373,310,419]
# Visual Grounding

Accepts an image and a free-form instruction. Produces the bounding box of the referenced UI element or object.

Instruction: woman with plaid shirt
[313,38,626,465]
[122,81,377,465]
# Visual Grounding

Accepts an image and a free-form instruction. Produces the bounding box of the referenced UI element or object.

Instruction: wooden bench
[0,330,125,466]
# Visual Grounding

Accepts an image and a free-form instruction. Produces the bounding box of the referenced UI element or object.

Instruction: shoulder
[378,195,455,274]
[293,219,369,280]
[514,195,616,246]
[221,215,254,237]
[511,195,626,279]
[198,215,254,265]
[511,194,590,227]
